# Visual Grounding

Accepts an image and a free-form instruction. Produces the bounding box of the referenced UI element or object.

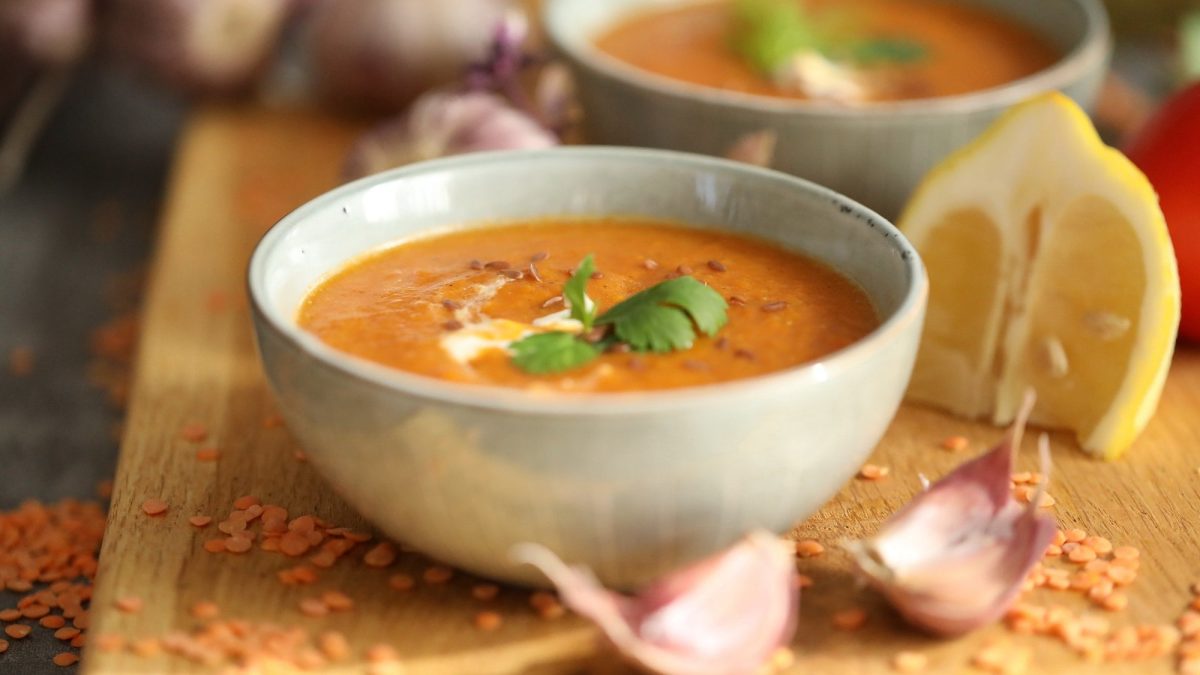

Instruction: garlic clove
[724,130,778,167]
[512,530,798,675]
[846,392,1057,637]
[343,91,557,179]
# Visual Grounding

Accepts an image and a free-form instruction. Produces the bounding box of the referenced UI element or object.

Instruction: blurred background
[0,0,1197,671]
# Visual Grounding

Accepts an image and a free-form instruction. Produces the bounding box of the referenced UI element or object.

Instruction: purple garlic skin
[512,531,798,675]
[846,392,1056,637]
[343,90,556,180]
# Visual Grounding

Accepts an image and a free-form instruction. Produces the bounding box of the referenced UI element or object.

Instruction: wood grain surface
[83,105,1200,674]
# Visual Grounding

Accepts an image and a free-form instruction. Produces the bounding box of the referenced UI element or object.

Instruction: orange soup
[594,0,1061,102]
[298,219,878,392]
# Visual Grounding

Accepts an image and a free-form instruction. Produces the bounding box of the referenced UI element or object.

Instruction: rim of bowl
[247,147,928,416]
[543,0,1111,117]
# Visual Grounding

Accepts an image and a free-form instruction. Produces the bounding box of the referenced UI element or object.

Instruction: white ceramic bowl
[248,147,927,587]
[545,0,1111,218]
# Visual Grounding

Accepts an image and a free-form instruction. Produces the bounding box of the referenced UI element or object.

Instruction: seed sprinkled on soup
[297,219,878,393]
[594,0,1060,103]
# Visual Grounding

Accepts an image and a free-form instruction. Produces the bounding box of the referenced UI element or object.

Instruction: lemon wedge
[899,92,1180,459]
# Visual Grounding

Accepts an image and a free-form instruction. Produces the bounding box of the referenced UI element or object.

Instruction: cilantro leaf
[596,277,728,353]
[849,38,927,65]
[732,0,825,73]
[564,254,596,330]
[510,332,601,374]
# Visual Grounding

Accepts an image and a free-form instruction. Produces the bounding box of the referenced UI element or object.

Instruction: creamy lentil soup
[594,0,1061,102]
[298,219,877,392]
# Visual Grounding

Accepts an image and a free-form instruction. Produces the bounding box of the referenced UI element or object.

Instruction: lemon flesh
[900,93,1180,459]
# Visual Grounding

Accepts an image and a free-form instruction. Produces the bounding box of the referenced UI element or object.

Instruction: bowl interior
[251,148,922,392]
[545,0,1104,113]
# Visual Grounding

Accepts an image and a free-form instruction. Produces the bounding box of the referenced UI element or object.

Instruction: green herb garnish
[731,0,927,72]
[508,256,729,374]
[564,253,597,330]
[511,331,602,374]
[596,277,728,353]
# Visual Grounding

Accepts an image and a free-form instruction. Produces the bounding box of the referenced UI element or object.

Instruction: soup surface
[594,0,1061,102]
[298,219,878,393]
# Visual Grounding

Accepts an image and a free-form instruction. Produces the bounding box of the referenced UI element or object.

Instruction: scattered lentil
[941,435,970,451]
[189,515,212,528]
[831,608,868,631]
[424,565,454,584]
[389,574,415,592]
[891,650,928,673]
[475,610,503,631]
[52,652,79,667]
[113,595,142,612]
[141,498,168,516]
[795,539,825,558]
[472,584,500,601]
[195,447,220,462]
[190,601,220,620]
[364,542,397,568]
[180,422,208,442]
[5,625,31,639]
[858,464,890,481]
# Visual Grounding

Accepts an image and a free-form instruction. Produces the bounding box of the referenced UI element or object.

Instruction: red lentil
[52,652,79,667]
[475,610,503,631]
[180,422,209,442]
[141,498,168,516]
[364,542,397,568]
[832,608,868,631]
[858,464,890,481]
[424,565,454,584]
[795,539,825,558]
[941,435,969,451]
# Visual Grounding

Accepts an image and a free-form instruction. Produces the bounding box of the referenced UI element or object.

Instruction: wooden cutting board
[84,104,1200,674]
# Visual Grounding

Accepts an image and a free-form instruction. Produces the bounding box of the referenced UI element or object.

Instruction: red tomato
[1125,82,1200,341]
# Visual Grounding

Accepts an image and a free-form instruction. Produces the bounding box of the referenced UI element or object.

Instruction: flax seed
[676,264,693,275]
[484,260,510,270]
[590,271,604,280]
[469,259,484,270]
[707,260,726,272]
[502,269,525,280]
[442,319,464,331]
[528,263,542,282]
[734,348,755,360]
[728,295,747,307]
[642,259,659,270]
[762,301,788,312]
[540,295,563,308]
[441,299,462,310]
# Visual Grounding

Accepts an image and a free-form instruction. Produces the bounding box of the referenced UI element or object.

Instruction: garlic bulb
[846,393,1056,637]
[343,91,556,179]
[104,0,295,94]
[512,531,798,675]
[307,0,507,112]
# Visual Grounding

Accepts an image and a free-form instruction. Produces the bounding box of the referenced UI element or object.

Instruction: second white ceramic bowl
[248,148,927,588]
[545,0,1111,218]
